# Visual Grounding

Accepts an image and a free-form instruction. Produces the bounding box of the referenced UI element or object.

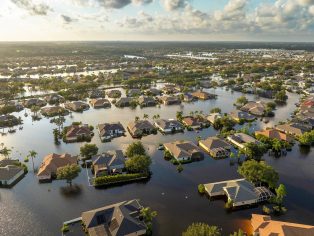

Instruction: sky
[0,0,314,41]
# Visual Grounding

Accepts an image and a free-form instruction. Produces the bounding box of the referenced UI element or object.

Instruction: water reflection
[1,87,313,235]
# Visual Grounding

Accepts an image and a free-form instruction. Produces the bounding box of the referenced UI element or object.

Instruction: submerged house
[127,120,156,138]
[251,214,314,236]
[255,129,293,142]
[89,98,111,109]
[64,124,92,142]
[199,136,231,158]
[97,122,125,141]
[138,96,156,107]
[229,110,256,122]
[241,101,266,116]
[64,101,90,112]
[41,106,69,117]
[23,98,47,108]
[191,91,216,100]
[204,178,273,207]
[0,159,25,187]
[92,150,125,177]
[115,97,132,108]
[159,95,181,105]
[164,140,204,161]
[227,133,260,149]
[64,199,147,236]
[37,153,78,181]
[154,119,184,134]
[275,123,311,137]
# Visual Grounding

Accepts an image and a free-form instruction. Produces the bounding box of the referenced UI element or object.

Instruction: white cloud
[10,0,53,15]
[160,0,187,11]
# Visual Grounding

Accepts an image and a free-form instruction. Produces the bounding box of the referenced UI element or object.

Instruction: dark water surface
[1,88,313,236]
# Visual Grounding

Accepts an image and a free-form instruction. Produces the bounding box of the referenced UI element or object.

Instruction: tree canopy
[125,141,146,158]
[57,164,81,186]
[126,154,151,174]
[182,223,221,236]
[238,160,279,188]
[80,143,98,160]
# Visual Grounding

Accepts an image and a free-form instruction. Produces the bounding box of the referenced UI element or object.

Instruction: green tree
[298,130,314,146]
[241,142,267,161]
[125,141,146,158]
[236,96,248,106]
[1,146,11,159]
[27,150,37,172]
[143,114,149,120]
[30,105,40,118]
[56,164,81,186]
[140,206,157,235]
[126,154,151,173]
[274,184,287,206]
[210,107,221,114]
[80,143,98,160]
[135,116,140,122]
[230,229,245,236]
[182,223,221,236]
[176,111,183,121]
[238,160,279,188]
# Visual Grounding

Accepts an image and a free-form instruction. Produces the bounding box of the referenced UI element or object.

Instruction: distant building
[206,113,222,124]
[88,89,104,99]
[138,96,156,107]
[23,98,47,108]
[115,97,132,108]
[251,214,314,236]
[106,89,122,98]
[229,110,256,122]
[64,101,89,112]
[204,179,273,207]
[127,89,141,97]
[164,140,204,161]
[159,95,181,105]
[154,119,184,134]
[45,94,65,104]
[241,101,266,116]
[41,106,69,117]
[191,91,216,100]
[89,98,111,109]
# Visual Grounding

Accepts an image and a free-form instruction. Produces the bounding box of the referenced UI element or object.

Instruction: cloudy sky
[0,0,314,41]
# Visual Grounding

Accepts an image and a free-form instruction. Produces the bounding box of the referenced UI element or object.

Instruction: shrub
[61,224,69,233]
[177,164,183,173]
[94,173,148,187]
[198,184,205,194]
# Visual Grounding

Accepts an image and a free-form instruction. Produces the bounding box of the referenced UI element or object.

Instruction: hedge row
[94,173,148,187]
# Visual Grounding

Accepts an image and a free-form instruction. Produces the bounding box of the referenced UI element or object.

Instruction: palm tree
[28,150,37,172]
[143,114,149,120]
[30,105,40,118]
[54,116,65,133]
[189,111,194,117]
[135,116,140,122]
[1,147,12,159]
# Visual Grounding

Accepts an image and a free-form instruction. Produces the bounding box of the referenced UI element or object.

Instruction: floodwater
[1,88,314,236]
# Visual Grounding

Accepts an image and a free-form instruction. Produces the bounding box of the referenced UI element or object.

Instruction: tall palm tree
[143,114,149,120]
[1,147,12,159]
[28,150,37,172]
[135,116,140,122]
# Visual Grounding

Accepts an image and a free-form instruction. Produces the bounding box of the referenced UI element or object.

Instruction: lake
[1,87,313,236]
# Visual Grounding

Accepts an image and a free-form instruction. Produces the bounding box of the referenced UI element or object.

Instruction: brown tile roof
[66,125,91,138]
[251,214,314,236]
[255,129,293,142]
[37,153,77,178]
